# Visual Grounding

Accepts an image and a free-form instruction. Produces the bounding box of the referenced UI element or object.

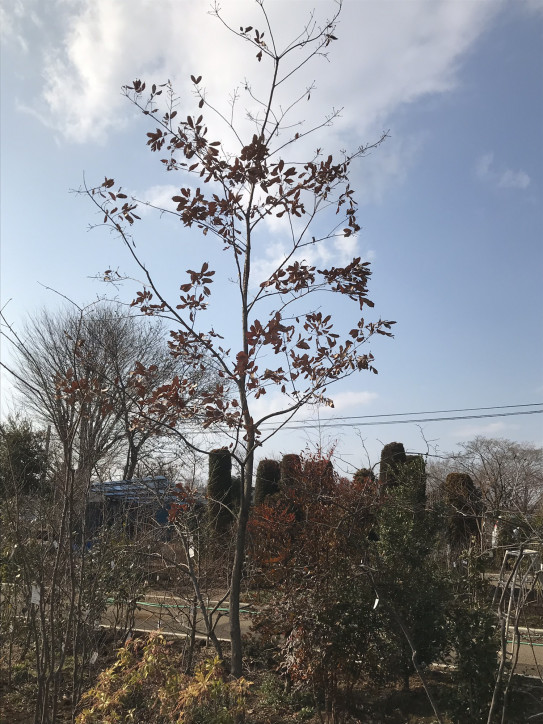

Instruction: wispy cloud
[475,152,494,179]
[327,390,378,412]
[0,0,42,54]
[249,389,378,433]
[133,184,181,216]
[250,236,335,289]
[8,0,533,208]
[497,169,531,189]
[353,134,423,205]
[7,1,502,150]
[333,235,359,265]
[249,390,302,429]
[476,152,530,189]
[452,421,516,438]
[522,0,543,16]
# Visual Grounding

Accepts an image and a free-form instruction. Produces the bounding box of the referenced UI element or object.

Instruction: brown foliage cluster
[248,452,377,585]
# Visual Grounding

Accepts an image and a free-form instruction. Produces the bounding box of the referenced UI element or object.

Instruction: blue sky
[1,0,542,474]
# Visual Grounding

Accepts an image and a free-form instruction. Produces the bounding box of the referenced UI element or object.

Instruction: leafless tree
[0,418,151,723]
[1,301,213,488]
[429,436,543,519]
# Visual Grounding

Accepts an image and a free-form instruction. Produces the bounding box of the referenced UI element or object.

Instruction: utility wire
[124,403,542,433]
[259,408,543,431]
[257,402,543,428]
[145,403,543,432]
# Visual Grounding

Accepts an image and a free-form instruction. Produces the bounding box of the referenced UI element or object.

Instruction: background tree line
[0,301,216,724]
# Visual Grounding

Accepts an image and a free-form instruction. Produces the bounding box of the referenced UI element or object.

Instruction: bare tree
[1,301,211,488]
[429,437,543,519]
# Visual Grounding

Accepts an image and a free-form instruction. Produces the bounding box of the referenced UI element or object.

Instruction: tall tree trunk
[229,431,254,677]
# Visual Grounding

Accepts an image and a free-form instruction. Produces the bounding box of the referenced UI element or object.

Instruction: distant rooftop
[89,476,174,502]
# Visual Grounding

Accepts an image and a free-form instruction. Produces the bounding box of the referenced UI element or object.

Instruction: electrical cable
[276,401,541,422]
[257,402,543,428]
[259,408,543,431]
[129,402,543,433]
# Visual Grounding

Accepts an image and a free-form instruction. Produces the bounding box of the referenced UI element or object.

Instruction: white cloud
[476,152,494,179]
[133,184,181,216]
[250,233,340,289]
[353,134,423,205]
[497,169,531,189]
[9,1,503,148]
[249,389,377,432]
[522,0,543,15]
[251,226,376,294]
[476,151,531,190]
[0,0,33,53]
[249,390,302,428]
[333,235,359,265]
[250,240,290,288]
[5,0,520,208]
[327,390,378,412]
[452,421,515,437]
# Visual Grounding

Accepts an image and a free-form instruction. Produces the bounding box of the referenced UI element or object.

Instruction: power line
[127,403,543,434]
[258,402,543,427]
[262,408,543,432]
